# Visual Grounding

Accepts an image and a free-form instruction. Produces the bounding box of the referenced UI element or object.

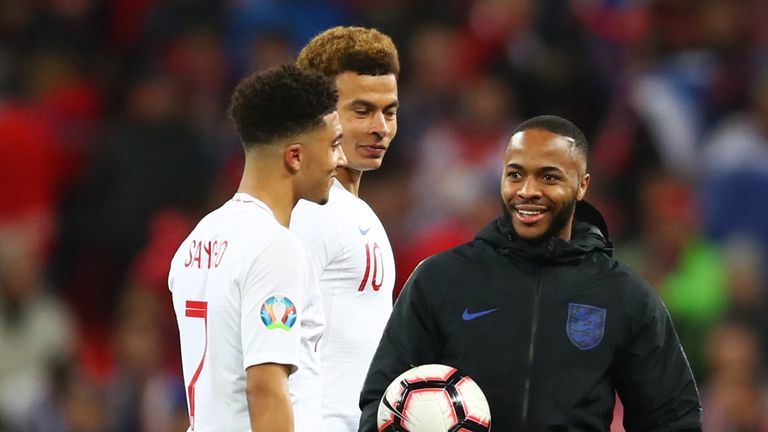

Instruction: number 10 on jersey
[358,242,384,292]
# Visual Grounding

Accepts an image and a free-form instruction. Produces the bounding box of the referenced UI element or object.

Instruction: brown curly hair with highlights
[228,64,337,149]
[297,26,400,78]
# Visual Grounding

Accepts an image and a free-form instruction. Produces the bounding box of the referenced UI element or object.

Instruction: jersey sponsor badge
[260,295,297,330]
[566,303,606,350]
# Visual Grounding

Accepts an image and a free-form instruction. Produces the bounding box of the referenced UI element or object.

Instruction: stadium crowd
[1,0,767,430]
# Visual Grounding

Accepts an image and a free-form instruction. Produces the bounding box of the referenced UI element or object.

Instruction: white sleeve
[290,199,343,278]
[240,235,308,373]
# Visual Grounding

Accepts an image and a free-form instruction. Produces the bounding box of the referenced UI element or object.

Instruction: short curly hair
[228,64,337,148]
[297,26,400,77]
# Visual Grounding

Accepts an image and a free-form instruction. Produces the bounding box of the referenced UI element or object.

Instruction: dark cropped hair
[297,26,400,77]
[511,115,589,164]
[228,64,337,148]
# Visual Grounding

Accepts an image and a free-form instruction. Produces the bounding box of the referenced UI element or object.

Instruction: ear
[283,143,302,174]
[577,173,590,201]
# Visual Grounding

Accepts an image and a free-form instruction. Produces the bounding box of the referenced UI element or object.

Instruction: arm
[613,279,703,432]
[246,363,294,432]
[240,236,307,430]
[358,262,445,432]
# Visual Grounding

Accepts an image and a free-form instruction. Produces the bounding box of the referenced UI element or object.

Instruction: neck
[336,166,363,196]
[237,155,296,227]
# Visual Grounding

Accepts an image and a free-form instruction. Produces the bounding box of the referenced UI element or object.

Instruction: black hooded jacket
[359,203,702,431]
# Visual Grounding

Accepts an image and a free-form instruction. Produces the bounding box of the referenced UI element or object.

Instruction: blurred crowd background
[1,0,768,430]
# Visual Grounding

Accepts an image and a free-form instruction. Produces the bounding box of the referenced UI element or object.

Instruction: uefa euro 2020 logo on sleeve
[260,295,297,330]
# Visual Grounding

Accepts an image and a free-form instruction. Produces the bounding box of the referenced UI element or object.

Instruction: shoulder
[240,210,295,244]
[215,203,304,256]
[242,230,309,281]
[292,196,339,220]
[264,226,306,255]
[407,238,488,284]
[291,189,352,231]
[293,182,358,216]
[575,253,654,300]
[608,260,654,295]
[602,259,669,325]
[291,184,375,245]
[397,241,486,312]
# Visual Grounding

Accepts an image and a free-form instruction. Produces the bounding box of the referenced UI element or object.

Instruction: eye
[542,174,560,183]
[384,109,397,119]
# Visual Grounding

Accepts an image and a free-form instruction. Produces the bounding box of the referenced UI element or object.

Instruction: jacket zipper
[520,268,542,430]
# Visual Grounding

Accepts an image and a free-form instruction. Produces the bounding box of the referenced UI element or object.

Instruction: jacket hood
[476,201,613,263]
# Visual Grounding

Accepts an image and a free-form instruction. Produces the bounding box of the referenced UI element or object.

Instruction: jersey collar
[231,193,275,218]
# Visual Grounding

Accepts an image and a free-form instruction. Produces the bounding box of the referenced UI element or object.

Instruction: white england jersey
[290,180,395,432]
[169,193,324,432]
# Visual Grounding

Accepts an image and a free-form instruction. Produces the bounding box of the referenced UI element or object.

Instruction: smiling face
[500,129,590,242]
[297,111,346,205]
[335,72,398,173]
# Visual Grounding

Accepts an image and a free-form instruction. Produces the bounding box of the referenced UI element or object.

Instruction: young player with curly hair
[289,27,400,432]
[169,65,346,432]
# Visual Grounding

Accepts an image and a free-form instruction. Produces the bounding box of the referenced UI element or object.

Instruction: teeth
[518,209,542,216]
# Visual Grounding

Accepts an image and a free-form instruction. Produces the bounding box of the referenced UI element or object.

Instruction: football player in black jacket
[359,115,702,431]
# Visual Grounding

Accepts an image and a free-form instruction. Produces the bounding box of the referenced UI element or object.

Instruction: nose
[369,112,390,139]
[335,145,348,169]
[516,177,541,200]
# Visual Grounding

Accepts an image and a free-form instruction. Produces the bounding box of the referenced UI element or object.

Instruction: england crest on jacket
[566,303,606,350]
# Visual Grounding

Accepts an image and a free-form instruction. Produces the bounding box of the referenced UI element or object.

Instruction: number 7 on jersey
[185,300,208,430]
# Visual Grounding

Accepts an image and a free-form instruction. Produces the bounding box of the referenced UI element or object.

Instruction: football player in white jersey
[289,27,400,432]
[168,65,346,432]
